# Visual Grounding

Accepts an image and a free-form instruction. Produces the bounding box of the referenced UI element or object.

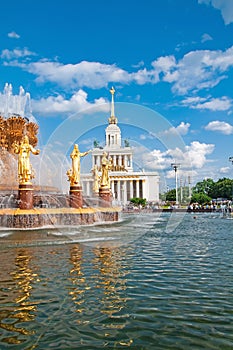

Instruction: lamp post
[229,157,233,201]
[171,163,180,206]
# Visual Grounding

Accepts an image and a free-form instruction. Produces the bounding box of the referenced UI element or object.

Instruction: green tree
[165,189,176,202]
[192,177,233,200]
[130,197,146,207]
[190,192,211,205]
[214,178,233,199]
[192,178,215,197]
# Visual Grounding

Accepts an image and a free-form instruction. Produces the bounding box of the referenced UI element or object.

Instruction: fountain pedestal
[69,185,83,208]
[99,187,112,207]
[18,183,34,210]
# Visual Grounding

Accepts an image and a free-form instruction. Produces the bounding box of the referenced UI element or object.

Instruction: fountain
[0,84,121,229]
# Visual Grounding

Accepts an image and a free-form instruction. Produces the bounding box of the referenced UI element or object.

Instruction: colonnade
[82,178,145,203]
[93,154,133,169]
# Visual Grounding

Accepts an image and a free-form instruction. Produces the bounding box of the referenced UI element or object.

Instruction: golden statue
[92,164,100,194]
[13,135,40,184]
[100,152,112,189]
[67,144,91,186]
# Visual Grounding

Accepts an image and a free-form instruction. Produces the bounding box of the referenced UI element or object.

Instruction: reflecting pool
[0,212,233,349]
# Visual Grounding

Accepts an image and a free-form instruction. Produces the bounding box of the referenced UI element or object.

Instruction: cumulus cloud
[1,47,36,60]
[8,31,20,39]
[182,96,232,111]
[136,141,214,174]
[220,166,230,174]
[27,60,131,89]
[31,89,109,116]
[205,120,233,134]
[169,48,233,94]
[2,44,233,96]
[199,0,233,25]
[184,141,215,168]
[161,122,191,136]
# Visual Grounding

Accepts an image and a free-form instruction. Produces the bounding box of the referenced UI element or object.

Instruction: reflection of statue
[1,249,37,339]
[13,135,40,184]
[93,247,127,319]
[92,165,100,194]
[67,144,91,186]
[100,152,112,188]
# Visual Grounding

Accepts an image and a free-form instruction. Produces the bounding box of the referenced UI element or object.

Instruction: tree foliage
[164,189,176,202]
[190,192,211,205]
[192,177,233,200]
[130,197,147,207]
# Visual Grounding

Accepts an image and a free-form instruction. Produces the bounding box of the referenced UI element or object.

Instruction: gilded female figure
[67,144,91,186]
[14,135,40,184]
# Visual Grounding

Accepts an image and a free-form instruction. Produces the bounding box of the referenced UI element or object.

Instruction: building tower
[81,88,160,204]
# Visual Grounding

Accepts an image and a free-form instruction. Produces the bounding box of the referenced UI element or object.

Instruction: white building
[81,88,160,204]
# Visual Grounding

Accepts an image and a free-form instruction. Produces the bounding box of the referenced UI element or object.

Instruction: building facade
[81,88,160,204]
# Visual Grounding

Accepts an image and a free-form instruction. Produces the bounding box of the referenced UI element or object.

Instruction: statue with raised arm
[14,135,40,184]
[100,152,112,189]
[67,144,91,186]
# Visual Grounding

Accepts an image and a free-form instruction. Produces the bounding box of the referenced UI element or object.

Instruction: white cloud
[161,122,191,136]
[32,89,109,116]
[1,48,36,60]
[8,31,20,39]
[170,49,231,94]
[27,60,131,89]
[132,61,144,68]
[205,120,233,134]
[2,44,233,97]
[182,96,232,111]
[184,141,215,168]
[199,0,233,25]
[136,141,214,173]
[151,55,177,72]
[220,166,230,173]
[201,33,213,42]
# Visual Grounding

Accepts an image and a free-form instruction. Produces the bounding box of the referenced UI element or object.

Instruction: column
[123,180,127,204]
[130,180,133,199]
[86,181,90,197]
[142,179,146,199]
[117,180,121,201]
[98,155,101,167]
[136,179,140,198]
[122,155,125,167]
[110,180,114,198]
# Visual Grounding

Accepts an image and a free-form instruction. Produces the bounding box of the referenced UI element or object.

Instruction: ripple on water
[0,213,233,349]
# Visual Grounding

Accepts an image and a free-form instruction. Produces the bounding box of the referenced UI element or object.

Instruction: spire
[108,86,118,124]
[110,86,115,117]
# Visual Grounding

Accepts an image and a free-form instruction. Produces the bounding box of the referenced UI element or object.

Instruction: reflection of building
[81,89,159,204]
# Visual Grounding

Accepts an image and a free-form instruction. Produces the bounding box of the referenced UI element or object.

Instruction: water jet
[0,84,121,229]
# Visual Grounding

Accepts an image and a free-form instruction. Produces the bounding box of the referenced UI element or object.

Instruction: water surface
[0,212,233,349]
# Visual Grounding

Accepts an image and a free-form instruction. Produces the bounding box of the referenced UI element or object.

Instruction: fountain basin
[0,206,121,229]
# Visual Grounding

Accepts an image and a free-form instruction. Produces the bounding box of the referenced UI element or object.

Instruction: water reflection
[69,245,87,315]
[68,245,129,329]
[93,247,128,318]
[0,249,38,345]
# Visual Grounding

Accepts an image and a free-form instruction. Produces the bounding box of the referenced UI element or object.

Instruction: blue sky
[1,0,233,190]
